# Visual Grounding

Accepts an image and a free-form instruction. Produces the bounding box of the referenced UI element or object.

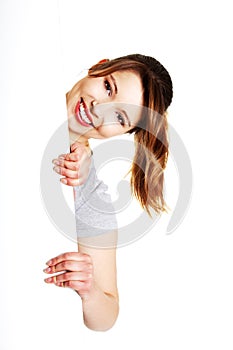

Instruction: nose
[90,100,99,120]
[91,99,97,107]
[90,100,99,119]
[90,100,104,128]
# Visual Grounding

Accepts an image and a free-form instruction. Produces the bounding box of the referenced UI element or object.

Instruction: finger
[57,271,92,282]
[52,158,65,167]
[53,158,80,171]
[54,281,65,288]
[63,153,80,161]
[53,166,78,179]
[70,142,86,153]
[57,153,66,159]
[54,150,91,169]
[70,143,92,159]
[44,271,92,284]
[44,260,92,274]
[60,177,85,186]
[55,280,92,294]
[46,252,91,267]
[65,279,92,293]
[63,159,79,171]
[45,277,92,295]
[57,153,79,162]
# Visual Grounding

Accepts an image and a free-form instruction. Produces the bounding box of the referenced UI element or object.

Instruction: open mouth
[75,97,93,127]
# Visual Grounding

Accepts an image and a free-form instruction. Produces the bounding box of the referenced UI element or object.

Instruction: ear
[89,59,109,72]
[97,59,109,64]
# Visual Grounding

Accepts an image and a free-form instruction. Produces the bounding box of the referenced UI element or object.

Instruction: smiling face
[66,70,143,143]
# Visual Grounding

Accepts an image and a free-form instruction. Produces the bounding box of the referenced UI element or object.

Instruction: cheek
[96,124,124,138]
[81,78,102,97]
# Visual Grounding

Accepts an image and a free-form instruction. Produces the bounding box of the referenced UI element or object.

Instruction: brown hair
[88,54,173,215]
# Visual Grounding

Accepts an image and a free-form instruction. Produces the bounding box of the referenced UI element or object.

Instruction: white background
[1,0,233,349]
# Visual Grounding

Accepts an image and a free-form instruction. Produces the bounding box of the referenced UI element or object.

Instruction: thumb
[70,141,89,153]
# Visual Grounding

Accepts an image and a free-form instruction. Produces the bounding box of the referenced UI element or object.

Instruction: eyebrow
[110,74,118,94]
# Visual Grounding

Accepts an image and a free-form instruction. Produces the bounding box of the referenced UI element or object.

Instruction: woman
[43,54,173,331]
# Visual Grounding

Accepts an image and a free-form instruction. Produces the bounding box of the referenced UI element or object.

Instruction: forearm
[81,283,119,331]
[74,155,119,331]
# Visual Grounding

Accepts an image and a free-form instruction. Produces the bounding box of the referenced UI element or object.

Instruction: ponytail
[130,110,169,215]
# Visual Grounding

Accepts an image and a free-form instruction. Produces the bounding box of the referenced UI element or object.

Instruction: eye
[104,79,112,96]
[116,112,125,126]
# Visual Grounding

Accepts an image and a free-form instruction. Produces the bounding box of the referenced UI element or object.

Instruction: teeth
[80,102,91,125]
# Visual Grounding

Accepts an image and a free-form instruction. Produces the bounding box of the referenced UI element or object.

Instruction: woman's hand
[52,142,92,186]
[43,252,94,299]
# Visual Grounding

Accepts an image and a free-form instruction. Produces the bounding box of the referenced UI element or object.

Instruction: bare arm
[45,142,119,331]
[78,232,119,331]
[44,231,119,331]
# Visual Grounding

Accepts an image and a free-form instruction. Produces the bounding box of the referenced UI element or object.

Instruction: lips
[74,97,93,127]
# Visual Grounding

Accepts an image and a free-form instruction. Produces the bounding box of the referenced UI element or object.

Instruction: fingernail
[56,282,63,287]
[43,267,51,273]
[46,260,53,266]
[53,166,61,174]
[58,155,65,160]
[52,159,60,166]
[44,277,52,283]
[60,178,67,185]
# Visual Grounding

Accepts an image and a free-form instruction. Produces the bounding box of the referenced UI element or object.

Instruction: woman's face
[66,70,143,142]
